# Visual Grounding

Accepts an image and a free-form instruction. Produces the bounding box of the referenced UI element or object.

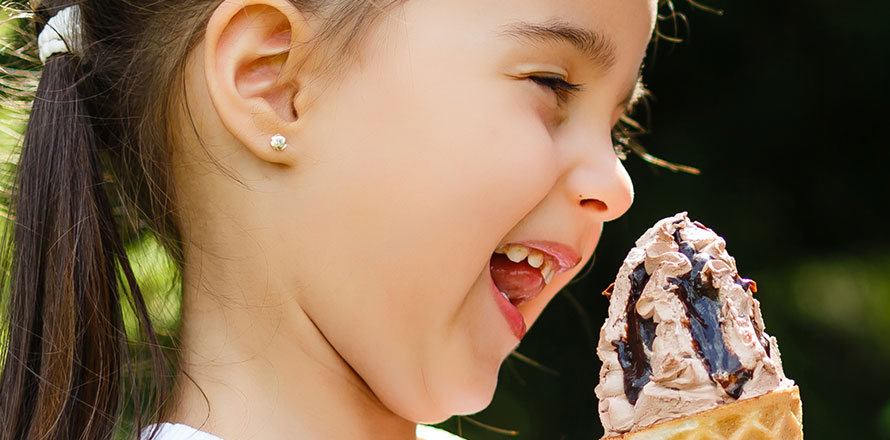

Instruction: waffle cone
[605,386,803,440]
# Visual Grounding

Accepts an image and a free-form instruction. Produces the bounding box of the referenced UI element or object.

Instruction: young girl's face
[198,0,657,424]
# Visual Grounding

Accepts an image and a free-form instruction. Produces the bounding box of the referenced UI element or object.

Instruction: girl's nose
[563,133,634,222]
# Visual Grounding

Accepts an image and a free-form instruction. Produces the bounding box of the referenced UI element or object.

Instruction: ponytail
[0,7,167,440]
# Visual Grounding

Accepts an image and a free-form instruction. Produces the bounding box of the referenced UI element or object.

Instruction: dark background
[435,1,890,439]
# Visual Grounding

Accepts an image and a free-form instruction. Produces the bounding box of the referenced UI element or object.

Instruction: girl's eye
[527,74,583,105]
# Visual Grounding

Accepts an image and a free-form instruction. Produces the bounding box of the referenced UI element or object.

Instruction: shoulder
[139,422,465,440]
[415,424,467,440]
[139,423,225,440]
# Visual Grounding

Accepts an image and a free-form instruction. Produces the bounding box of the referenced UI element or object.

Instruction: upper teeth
[495,244,556,284]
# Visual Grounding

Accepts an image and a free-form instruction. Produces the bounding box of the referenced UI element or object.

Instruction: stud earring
[270,134,288,151]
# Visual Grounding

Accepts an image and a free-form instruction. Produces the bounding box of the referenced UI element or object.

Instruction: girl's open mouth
[489,242,581,307]
[487,241,579,340]
[489,252,547,307]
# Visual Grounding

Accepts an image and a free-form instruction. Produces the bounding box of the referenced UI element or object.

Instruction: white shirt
[139,423,467,440]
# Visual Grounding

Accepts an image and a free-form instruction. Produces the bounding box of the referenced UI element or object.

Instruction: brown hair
[0,0,706,439]
[0,1,401,439]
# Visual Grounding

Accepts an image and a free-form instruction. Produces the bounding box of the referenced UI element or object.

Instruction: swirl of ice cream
[595,212,794,437]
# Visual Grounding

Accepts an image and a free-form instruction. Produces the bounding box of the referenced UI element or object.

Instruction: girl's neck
[166,253,418,440]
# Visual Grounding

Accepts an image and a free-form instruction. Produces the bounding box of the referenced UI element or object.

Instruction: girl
[0,0,668,438]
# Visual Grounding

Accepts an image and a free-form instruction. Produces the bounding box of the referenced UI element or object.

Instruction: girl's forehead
[378,0,658,110]
[397,0,659,53]
[474,0,659,27]
[472,0,659,75]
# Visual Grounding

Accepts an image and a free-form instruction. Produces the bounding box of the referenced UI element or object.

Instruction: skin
[167,0,658,439]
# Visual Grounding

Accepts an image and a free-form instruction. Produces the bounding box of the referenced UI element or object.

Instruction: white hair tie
[38,5,83,63]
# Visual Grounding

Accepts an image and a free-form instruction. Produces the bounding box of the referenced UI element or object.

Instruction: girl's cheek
[515,86,566,135]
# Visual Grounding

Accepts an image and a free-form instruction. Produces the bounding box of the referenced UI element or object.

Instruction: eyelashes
[527,74,583,105]
[526,74,633,161]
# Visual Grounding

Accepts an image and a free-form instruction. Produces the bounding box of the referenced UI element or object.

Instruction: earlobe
[203,0,313,165]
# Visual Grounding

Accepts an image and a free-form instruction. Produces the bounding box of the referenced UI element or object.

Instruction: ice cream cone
[605,385,803,440]
[596,213,803,438]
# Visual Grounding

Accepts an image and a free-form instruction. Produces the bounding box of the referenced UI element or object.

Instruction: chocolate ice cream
[595,212,795,437]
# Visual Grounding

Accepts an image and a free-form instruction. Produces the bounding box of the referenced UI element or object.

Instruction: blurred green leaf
[121,233,181,338]
[880,399,890,438]
[787,254,890,361]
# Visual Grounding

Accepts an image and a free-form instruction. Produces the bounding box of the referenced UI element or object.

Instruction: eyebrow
[497,20,618,71]
[497,20,644,113]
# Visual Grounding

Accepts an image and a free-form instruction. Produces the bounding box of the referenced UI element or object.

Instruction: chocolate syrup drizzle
[667,228,753,399]
[612,263,656,405]
[610,222,759,405]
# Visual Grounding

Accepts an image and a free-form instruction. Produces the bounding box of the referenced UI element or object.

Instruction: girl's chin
[409,395,494,425]
[389,371,498,424]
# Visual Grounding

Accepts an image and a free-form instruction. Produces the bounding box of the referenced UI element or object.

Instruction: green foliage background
[3,1,889,439]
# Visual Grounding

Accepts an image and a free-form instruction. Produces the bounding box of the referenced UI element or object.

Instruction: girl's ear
[203,0,315,166]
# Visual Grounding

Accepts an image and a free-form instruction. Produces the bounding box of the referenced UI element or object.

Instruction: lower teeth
[500,291,510,302]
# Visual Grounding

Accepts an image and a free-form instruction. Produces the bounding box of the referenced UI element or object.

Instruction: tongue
[490,253,545,304]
